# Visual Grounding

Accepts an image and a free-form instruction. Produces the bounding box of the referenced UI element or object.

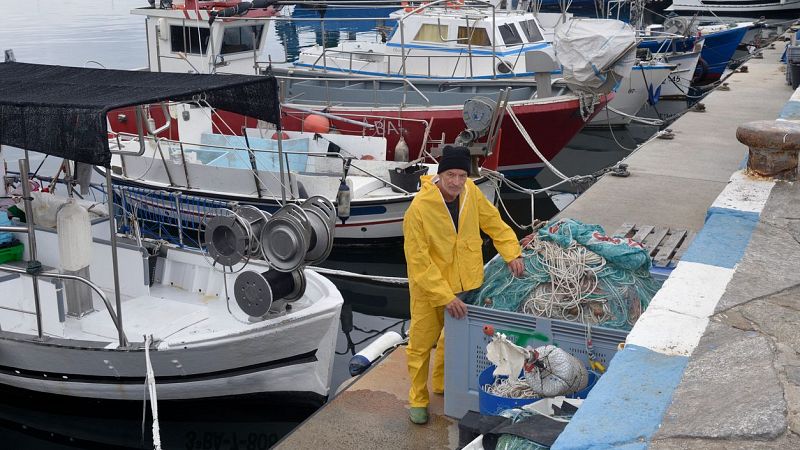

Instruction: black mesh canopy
[0,62,281,166]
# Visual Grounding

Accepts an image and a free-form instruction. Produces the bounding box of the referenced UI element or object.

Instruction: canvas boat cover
[0,62,280,166]
[553,19,637,94]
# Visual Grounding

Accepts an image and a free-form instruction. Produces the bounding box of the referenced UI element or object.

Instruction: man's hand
[520,234,536,247]
[507,257,524,277]
[445,296,468,319]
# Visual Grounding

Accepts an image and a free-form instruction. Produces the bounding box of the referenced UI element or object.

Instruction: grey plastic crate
[788,45,800,64]
[443,305,628,419]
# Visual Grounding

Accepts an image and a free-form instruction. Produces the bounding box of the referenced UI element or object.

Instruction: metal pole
[178,141,192,188]
[321,19,327,73]
[276,125,287,204]
[19,158,44,340]
[105,168,126,347]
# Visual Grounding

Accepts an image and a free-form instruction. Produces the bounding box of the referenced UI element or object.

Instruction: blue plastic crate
[444,305,628,419]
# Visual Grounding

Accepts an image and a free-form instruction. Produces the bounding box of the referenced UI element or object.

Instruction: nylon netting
[467,219,662,331]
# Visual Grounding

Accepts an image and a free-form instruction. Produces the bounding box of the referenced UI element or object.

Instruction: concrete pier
[553,42,800,449]
[276,41,799,449]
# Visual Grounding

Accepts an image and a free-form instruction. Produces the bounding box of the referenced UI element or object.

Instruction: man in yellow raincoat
[403,145,523,424]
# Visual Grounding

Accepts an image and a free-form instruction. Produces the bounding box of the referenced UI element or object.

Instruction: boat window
[220,25,264,54]
[457,27,491,47]
[499,23,523,46]
[521,20,543,43]
[170,26,210,54]
[413,24,448,43]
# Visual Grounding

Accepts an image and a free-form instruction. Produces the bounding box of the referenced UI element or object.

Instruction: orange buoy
[271,131,290,140]
[303,114,330,134]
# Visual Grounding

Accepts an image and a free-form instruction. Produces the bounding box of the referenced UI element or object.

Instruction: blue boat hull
[639,26,748,85]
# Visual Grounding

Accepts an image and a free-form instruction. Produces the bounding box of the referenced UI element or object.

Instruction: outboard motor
[525,48,559,98]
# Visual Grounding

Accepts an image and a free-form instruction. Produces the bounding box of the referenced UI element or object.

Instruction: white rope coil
[520,237,611,325]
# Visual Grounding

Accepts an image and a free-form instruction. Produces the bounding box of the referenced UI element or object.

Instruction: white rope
[307,265,409,285]
[605,105,665,126]
[143,335,162,450]
[506,108,571,181]
[520,235,610,324]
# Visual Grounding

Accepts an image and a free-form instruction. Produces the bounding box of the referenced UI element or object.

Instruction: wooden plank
[644,227,670,256]
[612,222,636,238]
[654,229,688,267]
[631,225,654,244]
[672,231,697,262]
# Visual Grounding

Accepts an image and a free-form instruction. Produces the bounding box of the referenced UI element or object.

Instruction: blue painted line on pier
[681,207,760,269]
[552,345,689,450]
[778,100,800,120]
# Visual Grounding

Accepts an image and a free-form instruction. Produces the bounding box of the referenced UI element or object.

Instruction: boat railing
[298,47,528,81]
[0,159,128,347]
[111,130,424,195]
[253,1,518,81]
[276,72,434,106]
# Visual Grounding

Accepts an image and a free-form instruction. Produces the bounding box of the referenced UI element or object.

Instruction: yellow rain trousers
[403,175,521,408]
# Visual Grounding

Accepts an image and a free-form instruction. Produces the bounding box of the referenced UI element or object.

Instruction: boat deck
[276,40,800,448]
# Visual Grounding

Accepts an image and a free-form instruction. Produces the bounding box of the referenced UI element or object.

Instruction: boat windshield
[520,20,543,43]
[499,23,523,46]
[220,25,265,54]
[457,26,491,46]
[414,23,449,43]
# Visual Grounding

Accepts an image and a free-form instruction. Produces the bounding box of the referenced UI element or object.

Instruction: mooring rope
[143,335,162,450]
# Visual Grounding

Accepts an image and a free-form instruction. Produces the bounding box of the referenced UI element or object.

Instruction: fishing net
[469,219,661,331]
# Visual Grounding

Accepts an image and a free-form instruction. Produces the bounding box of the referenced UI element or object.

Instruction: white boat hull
[588,64,675,127]
[659,49,703,99]
[668,0,800,15]
[0,227,344,401]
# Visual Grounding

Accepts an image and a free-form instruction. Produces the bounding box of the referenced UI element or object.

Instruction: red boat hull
[108,94,610,177]
[278,95,609,176]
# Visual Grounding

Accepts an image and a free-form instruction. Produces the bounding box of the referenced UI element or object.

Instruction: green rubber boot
[409,407,429,424]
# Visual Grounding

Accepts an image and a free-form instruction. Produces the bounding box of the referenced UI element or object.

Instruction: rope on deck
[308,266,409,286]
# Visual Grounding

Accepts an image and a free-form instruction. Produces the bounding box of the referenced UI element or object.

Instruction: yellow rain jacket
[404,175,521,306]
[403,174,520,408]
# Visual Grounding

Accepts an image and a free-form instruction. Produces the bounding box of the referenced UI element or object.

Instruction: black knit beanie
[437,145,471,174]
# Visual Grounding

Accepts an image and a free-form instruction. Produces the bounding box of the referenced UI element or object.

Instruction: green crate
[0,242,24,264]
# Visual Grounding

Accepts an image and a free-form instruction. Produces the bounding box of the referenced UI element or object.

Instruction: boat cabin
[295,5,554,79]
[132,1,276,75]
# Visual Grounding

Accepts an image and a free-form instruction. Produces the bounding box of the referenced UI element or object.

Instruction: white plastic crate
[443,305,629,419]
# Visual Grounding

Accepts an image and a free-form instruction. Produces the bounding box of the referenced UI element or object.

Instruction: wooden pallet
[612,223,696,268]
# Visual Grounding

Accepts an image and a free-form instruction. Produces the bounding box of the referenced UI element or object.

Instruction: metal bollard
[736,120,800,180]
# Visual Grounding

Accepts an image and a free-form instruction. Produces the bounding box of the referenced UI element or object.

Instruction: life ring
[692,57,709,84]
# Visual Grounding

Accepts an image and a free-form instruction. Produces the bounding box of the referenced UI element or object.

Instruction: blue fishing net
[468,219,661,331]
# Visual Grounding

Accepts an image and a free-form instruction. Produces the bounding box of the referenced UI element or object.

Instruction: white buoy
[394,136,409,162]
[349,331,404,376]
[57,198,94,316]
